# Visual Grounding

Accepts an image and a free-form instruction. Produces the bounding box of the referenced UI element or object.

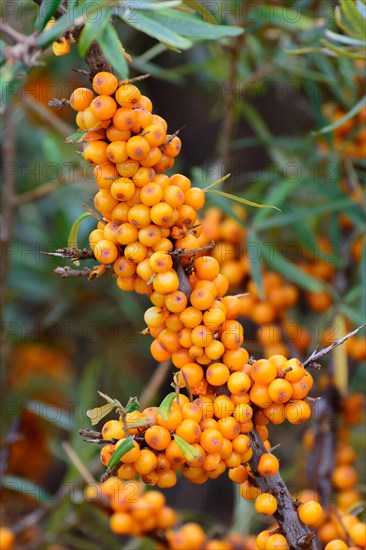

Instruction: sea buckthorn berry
[233,403,253,423]
[116,223,138,245]
[205,340,225,360]
[227,372,251,395]
[115,84,141,108]
[132,109,153,134]
[143,124,167,146]
[126,136,150,160]
[94,189,119,216]
[250,384,272,409]
[223,348,250,371]
[153,270,179,294]
[116,276,135,292]
[92,71,118,95]
[268,378,293,403]
[107,125,131,142]
[256,530,271,550]
[84,141,108,165]
[251,359,277,384]
[110,511,133,535]
[297,500,323,525]
[100,443,115,466]
[165,291,188,313]
[228,464,248,484]
[89,228,104,250]
[116,159,140,178]
[133,448,158,475]
[285,400,311,424]
[128,204,151,228]
[213,395,235,419]
[70,87,95,111]
[332,464,358,490]
[265,534,289,549]
[291,376,312,400]
[106,141,128,164]
[111,178,135,201]
[140,182,163,205]
[194,256,220,281]
[180,307,203,328]
[283,358,305,382]
[177,204,197,228]
[257,453,279,477]
[94,162,119,189]
[232,434,251,454]
[255,493,277,515]
[149,251,173,273]
[113,108,136,131]
[240,480,261,501]
[179,363,204,388]
[190,287,215,311]
[220,321,244,350]
[158,328,180,353]
[94,240,119,264]
[191,325,213,348]
[176,419,201,444]
[150,202,175,227]
[140,147,163,169]
[184,187,205,210]
[133,167,156,189]
[144,306,166,328]
[124,242,147,263]
[200,428,224,453]
[102,420,124,440]
[157,402,182,431]
[206,363,230,386]
[162,135,182,157]
[153,237,173,253]
[170,173,191,191]
[349,523,366,547]
[138,225,161,248]
[145,425,171,451]
[90,94,117,120]
[324,541,348,550]
[115,438,140,463]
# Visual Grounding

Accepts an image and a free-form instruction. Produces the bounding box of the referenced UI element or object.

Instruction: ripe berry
[126,136,150,160]
[94,239,119,264]
[70,87,95,111]
[297,500,323,525]
[115,84,141,108]
[255,493,277,515]
[257,453,279,477]
[90,95,117,120]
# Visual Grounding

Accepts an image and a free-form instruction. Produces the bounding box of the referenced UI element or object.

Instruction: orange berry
[84,141,108,165]
[227,372,251,395]
[143,124,167,146]
[297,500,323,525]
[223,348,250,371]
[255,493,277,515]
[257,453,279,477]
[349,522,366,547]
[151,202,175,227]
[70,87,94,111]
[116,159,140,178]
[140,182,163,206]
[179,363,204,388]
[162,135,182,157]
[180,307,203,328]
[240,480,261,501]
[164,185,185,208]
[268,378,293,403]
[228,464,248,484]
[206,363,230,386]
[263,403,286,424]
[153,270,179,295]
[194,256,220,281]
[115,84,141,108]
[138,225,161,248]
[200,428,224,453]
[111,178,136,201]
[126,136,150,160]
[92,71,118,95]
[134,448,158,475]
[184,187,205,210]
[205,340,225,360]
[150,339,171,362]
[283,358,305,382]
[94,162,119,189]
[90,94,117,120]
[250,384,272,408]
[145,425,171,451]
[149,251,173,273]
[324,541,348,550]
[265,534,289,549]
[94,239,119,264]
[332,464,357,490]
[285,400,311,424]
[110,511,133,535]
[191,287,215,310]
[165,291,188,313]
[251,359,277,384]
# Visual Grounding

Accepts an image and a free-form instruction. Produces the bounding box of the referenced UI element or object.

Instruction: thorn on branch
[48,98,70,109]
[54,266,92,278]
[43,247,95,260]
[303,324,366,367]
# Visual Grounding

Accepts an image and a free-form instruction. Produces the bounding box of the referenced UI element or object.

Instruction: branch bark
[248,428,315,550]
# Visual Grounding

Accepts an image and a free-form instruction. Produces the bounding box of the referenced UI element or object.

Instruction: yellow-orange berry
[257,453,279,477]
[297,500,323,525]
[70,87,95,111]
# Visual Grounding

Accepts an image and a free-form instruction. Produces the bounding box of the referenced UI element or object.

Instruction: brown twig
[43,247,95,260]
[303,324,366,367]
[249,428,315,550]
[54,266,93,278]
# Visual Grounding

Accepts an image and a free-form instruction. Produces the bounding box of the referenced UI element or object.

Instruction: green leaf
[320,39,366,60]
[1,476,52,503]
[65,130,87,144]
[247,231,265,300]
[206,189,280,211]
[98,24,129,79]
[340,0,366,39]
[255,236,324,292]
[125,396,140,413]
[256,5,314,30]
[333,314,348,396]
[311,95,366,135]
[108,436,135,470]
[174,434,202,462]
[67,212,93,266]
[35,0,63,32]
[121,11,192,49]
[157,392,176,422]
[86,402,117,426]
[126,417,156,429]
[325,29,366,46]
[254,179,299,224]
[255,197,358,231]
[182,0,217,23]
[78,9,110,57]
[144,9,243,40]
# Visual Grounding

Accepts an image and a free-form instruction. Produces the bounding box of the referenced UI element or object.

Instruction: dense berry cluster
[68,73,364,550]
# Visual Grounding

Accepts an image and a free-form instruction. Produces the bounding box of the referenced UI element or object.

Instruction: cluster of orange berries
[319,103,366,159]
[84,477,256,549]
[99,351,314,492]
[69,71,206,297]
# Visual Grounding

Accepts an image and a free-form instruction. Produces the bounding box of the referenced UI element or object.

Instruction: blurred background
[1,0,365,548]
